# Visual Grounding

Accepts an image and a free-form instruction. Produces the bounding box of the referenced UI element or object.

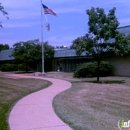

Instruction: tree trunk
[97,60,100,82]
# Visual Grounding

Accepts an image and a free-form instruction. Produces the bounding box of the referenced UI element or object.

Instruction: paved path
[8,74,72,130]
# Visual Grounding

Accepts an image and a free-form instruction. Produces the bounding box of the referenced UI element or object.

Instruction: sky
[0,0,130,47]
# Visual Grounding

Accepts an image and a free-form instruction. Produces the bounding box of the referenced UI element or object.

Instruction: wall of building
[52,57,92,72]
[107,57,130,76]
[1,48,130,76]
[53,56,130,77]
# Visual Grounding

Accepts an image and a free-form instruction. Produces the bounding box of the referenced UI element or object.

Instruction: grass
[1,71,130,130]
[0,76,51,130]
[50,72,130,130]
[87,80,125,84]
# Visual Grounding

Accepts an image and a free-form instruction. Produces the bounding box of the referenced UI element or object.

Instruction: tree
[12,39,54,72]
[0,44,9,51]
[71,7,130,81]
[70,34,94,55]
[0,3,9,27]
[43,42,55,72]
[114,33,130,57]
[13,40,34,72]
[44,42,54,60]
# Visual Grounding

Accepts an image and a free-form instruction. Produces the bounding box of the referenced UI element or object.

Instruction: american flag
[42,4,57,16]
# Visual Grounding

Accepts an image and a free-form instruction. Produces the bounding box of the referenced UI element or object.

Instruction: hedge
[74,61,112,78]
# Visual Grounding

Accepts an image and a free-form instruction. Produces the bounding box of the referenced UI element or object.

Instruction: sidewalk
[8,74,72,130]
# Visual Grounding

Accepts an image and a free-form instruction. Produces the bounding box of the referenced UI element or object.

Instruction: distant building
[117,25,130,35]
[0,25,130,76]
[53,49,92,72]
[0,48,14,64]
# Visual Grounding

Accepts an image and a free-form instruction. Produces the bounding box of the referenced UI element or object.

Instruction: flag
[42,4,57,16]
[46,23,50,31]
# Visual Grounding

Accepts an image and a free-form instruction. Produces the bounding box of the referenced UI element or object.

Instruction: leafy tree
[71,7,130,81]
[0,3,9,27]
[12,39,54,72]
[70,34,94,55]
[13,40,34,72]
[0,44,9,51]
[114,33,130,57]
[0,44,10,70]
[43,42,55,72]
[44,42,54,60]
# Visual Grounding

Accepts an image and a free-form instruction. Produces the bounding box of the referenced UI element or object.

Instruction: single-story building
[53,49,92,72]
[0,25,130,76]
[0,48,14,64]
[106,57,130,77]
[0,48,130,76]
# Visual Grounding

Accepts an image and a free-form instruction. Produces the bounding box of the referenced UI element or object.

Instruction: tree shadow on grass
[71,80,125,84]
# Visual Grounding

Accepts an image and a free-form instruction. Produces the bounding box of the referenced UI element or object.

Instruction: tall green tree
[70,34,94,55]
[43,42,55,72]
[0,3,9,27]
[0,44,9,51]
[13,40,34,72]
[44,42,54,60]
[12,39,54,72]
[71,7,130,81]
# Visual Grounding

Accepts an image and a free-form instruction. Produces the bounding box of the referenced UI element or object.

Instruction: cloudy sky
[0,0,130,47]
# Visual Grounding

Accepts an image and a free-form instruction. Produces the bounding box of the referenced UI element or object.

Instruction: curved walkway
[8,74,72,130]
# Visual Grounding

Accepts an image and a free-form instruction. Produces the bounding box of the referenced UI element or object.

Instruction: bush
[74,61,112,78]
[0,64,17,71]
[17,64,31,71]
[0,63,31,72]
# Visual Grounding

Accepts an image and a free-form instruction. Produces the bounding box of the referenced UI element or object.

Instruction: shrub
[0,63,32,72]
[0,64,17,71]
[74,61,112,78]
[17,64,31,71]
[100,61,112,76]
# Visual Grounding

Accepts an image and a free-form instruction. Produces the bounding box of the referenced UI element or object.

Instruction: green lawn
[1,71,130,130]
[51,72,130,130]
[0,77,51,130]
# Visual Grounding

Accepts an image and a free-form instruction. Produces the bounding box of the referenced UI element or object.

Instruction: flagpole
[41,0,44,74]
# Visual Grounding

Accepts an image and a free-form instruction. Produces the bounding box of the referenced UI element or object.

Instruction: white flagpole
[41,0,44,74]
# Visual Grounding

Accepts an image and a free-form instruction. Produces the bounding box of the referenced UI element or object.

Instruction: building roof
[0,26,130,61]
[54,49,86,58]
[117,25,130,35]
[0,48,86,61]
[0,48,14,61]
[106,25,130,43]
